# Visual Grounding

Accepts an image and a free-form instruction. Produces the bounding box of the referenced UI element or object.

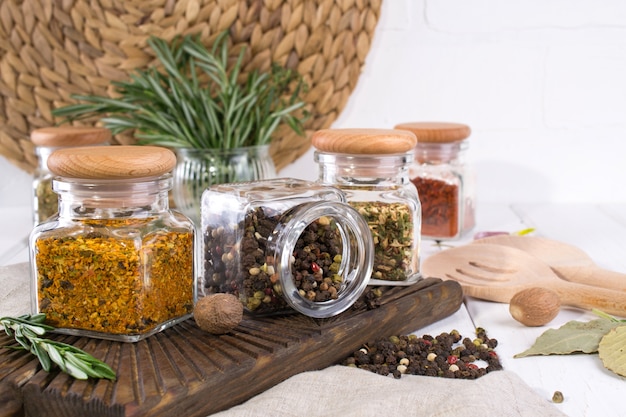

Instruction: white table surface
[1,202,625,417]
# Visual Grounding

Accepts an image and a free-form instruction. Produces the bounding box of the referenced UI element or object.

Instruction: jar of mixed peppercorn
[312,129,422,286]
[395,122,475,241]
[31,127,110,225]
[200,178,374,318]
[29,146,195,342]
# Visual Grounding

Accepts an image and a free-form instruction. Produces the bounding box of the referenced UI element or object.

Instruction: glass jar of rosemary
[30,127,110,225]
[395,122,476,241]
[199,178,374,318]
[29,146,195,342]
[312,128,422,286]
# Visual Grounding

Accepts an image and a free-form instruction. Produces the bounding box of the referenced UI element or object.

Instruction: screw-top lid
[311,128,417,154]
[394,122,471,143]
[31,127,112,147]
[47,146,176,179]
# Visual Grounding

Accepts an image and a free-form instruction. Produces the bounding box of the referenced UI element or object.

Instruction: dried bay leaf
[514,319,623,358]
[598,325,626,377]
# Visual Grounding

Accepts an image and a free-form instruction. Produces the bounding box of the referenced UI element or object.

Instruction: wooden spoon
[473,235,626,292]
[421,243,626,317]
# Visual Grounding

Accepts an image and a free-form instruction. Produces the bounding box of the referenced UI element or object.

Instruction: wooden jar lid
[48,146,176,179]
[31,127,112,147]
[393,122,471,143]
[311,128,417,154]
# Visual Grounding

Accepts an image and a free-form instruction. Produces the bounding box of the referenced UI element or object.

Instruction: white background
[3,0,626,207]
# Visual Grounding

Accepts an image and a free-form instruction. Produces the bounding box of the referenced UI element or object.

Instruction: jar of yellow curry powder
[29,146,195,342]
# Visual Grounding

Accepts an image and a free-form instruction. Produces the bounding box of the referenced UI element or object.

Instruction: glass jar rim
[52,173,173,196]
[269,200,374,318]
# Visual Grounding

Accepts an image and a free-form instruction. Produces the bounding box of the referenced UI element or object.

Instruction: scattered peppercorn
[341,328,502,379]
[552,391,564,403]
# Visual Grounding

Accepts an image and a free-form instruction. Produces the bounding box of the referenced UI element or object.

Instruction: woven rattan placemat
[0,0,381,173]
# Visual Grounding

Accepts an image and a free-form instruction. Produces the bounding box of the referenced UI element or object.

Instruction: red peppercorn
[447,355,458,364]
[311,262,321,273]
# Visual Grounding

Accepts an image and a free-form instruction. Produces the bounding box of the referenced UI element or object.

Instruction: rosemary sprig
[1,314,116,380]
[52,32,308,150]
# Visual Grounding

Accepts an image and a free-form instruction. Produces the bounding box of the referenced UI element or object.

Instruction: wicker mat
[0,0,381,173]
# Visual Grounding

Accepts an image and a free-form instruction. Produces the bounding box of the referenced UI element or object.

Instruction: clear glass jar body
[33,146,57,225]
[29,175,195,342]
[200,178,374,318]
[410,141,476,240]
[314,152,422,286]
[173,146,277,224]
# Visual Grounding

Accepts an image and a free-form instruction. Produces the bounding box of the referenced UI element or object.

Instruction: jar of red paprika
[395,122,476,241]
[312,128,422,286]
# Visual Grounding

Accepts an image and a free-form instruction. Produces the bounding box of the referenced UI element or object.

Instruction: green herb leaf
[52,32,309,150]
[598,325,626,376]
[514,318,623,358]
[1,314,116,380]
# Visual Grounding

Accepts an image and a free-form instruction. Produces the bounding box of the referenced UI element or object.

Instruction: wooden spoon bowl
[473,235,626,291]
[421,243,626,317]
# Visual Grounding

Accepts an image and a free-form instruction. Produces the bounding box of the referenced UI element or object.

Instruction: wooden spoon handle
[553,265,626,292]
[552,281,626,317]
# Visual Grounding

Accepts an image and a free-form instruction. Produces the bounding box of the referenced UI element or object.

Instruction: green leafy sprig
[52,32,308,150]
[1,314,116,380]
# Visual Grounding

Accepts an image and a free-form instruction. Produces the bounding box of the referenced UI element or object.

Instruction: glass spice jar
[200,178,374,318]
[395,122,476,240]
[31,127,111,225]
[312,128,422,286]
[29,146,195,342]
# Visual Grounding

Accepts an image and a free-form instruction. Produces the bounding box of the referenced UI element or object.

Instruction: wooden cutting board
[0,278,462,417]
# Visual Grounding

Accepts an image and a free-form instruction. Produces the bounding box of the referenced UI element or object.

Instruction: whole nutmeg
[194,293,243,334]
[509,287,561,327]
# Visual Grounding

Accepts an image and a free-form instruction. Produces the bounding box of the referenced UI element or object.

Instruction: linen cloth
[212,365,566,417]
[0,263,566,417]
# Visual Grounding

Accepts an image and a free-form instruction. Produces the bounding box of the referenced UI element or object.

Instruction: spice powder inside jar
[395,122,475,240]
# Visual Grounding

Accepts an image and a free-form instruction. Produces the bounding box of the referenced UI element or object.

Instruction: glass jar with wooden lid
[200,178,374,318]
[395,122,475,240]
[29,146,195,342]
[31,127,111,225]
[312,128,422,286]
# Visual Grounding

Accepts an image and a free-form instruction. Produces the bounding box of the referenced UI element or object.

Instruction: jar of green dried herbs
[200,178,374,318]
[30,146,195,342]
[31,127,111,225]
[312,129,422,285]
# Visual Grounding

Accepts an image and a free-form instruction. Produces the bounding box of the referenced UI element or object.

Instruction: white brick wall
[283,0,626,203]
[2,0,626,206]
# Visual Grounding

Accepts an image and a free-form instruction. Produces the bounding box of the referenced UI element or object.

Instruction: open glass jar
[312,129,422,286]
[199,178,374,318]
[29,146,195,342]
[395,122,475,240]
[30,127,111,225]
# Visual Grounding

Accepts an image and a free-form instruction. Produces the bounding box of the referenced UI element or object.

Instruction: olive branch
[0,314,116,380]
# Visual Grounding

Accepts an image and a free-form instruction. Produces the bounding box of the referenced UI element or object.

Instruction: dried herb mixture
[34,177,57,224]
[35,218,193,335]
[350,201,415,281]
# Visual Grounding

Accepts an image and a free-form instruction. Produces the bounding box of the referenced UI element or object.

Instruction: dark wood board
[0,278,463,417]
